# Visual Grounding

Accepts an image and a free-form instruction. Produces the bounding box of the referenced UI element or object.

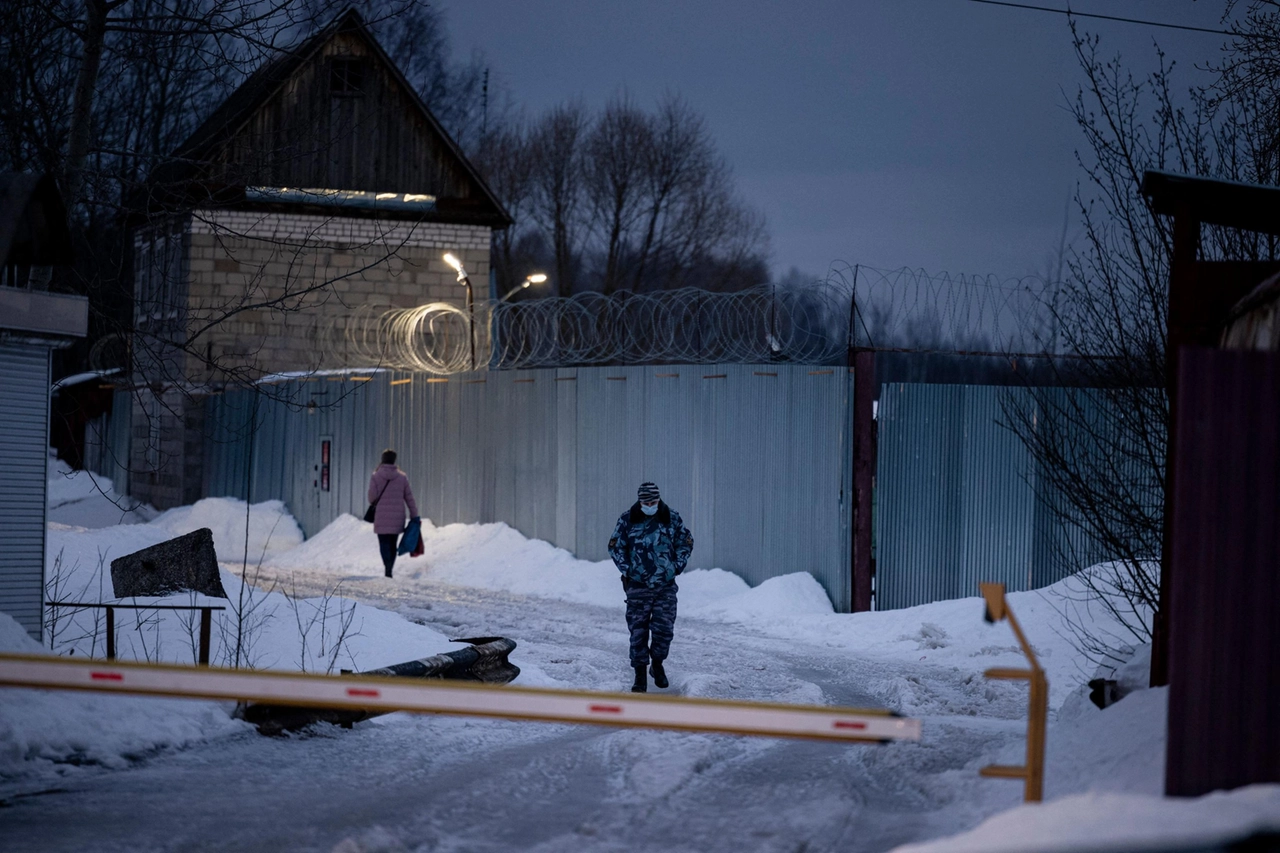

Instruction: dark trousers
[624,581,678,667]
[377,534,398,575]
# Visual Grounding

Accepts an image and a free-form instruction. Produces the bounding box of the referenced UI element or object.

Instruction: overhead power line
[966,0,1235,37]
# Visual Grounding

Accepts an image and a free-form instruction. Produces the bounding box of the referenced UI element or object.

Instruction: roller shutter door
[0,344,50,640]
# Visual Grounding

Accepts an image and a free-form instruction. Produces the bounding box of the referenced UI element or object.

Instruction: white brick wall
[188,208,491,251]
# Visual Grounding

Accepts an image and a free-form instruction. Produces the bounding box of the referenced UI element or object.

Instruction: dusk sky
[441,1,1230,280]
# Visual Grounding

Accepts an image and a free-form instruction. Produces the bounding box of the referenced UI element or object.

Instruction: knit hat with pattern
[637,482,660,502]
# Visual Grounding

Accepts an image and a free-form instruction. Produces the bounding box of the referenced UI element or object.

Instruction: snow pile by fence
[261,510,1147,707]
[46,454,155,528]
[894,784,1280,853]
[150,497,304,563]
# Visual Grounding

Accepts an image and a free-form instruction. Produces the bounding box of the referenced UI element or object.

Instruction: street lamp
[500,272,548,302]
[443,253,476,370]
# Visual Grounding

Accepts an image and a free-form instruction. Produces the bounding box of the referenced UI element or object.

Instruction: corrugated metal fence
[203,365,857,610]
[873,384,1132,610]
[199,371,1135,612]
[83,389,133,496]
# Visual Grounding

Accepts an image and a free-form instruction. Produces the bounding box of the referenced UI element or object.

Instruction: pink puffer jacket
[367,464,418,534]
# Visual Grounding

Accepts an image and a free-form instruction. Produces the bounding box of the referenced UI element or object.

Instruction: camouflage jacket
[608,502,694,588]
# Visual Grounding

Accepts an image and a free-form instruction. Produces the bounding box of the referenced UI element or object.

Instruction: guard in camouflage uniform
[608,482,694,692]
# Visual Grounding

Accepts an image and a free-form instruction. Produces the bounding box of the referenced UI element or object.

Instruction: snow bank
[260,511,1143,707]
[150,497,304,563]
[0,612,249,781]
[264,513,837,622]
[14,504,466,785]
[45,520,463,673]
[893,785,1280,853]
[46,454,155,528]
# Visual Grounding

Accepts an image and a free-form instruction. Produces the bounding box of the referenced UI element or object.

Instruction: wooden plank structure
[1166,348,1280,796]
[148,9,509,227]
[1140,171,1280,797]
[1140,171,1280,688]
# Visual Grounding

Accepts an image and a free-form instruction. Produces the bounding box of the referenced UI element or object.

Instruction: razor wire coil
[329,266,1057,373]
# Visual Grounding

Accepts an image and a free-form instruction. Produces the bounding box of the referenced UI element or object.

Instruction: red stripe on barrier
[834,721,867,730]
[589,704,623,714]
[90,672,123,682]
[347,688,380,698]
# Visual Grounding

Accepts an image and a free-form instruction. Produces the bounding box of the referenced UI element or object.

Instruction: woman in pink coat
[368,449,418,578]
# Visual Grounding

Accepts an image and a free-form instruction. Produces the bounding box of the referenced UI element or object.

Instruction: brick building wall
[185,209,490,381]
[131,207,491,508]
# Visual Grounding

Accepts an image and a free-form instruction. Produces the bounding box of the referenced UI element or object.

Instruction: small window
[330,58,365,96]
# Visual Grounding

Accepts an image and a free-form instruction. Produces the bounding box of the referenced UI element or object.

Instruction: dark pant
[624,580,678,667]
[378,534,398,575]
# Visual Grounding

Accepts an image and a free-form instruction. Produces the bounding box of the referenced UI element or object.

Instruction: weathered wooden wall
[201,31,478,202]
[1166,346,1280,796]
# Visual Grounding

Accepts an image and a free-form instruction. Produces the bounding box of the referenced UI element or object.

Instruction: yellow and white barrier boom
[0,652,921,744]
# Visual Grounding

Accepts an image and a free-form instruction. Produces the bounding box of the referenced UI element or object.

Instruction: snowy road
[0,572,1027,852]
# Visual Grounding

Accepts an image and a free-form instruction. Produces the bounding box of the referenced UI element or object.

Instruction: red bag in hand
[411,537,424,558]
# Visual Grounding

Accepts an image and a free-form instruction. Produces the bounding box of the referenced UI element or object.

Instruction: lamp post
[443,253,475,371]
[500,273,548,303]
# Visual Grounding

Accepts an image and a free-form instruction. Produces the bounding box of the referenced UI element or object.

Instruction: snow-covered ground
[45,454,156,528]
[1,462,1276,851]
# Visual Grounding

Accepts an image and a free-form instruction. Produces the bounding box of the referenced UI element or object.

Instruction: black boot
[650,660,668,689]
[631,665,647,693]
[385,567,393,578]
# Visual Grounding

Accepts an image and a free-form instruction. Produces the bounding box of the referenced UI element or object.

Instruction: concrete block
[110,528,228,599]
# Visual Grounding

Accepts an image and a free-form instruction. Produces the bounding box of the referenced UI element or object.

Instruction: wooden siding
[1167,347,1280,796]
[201,32,475,200]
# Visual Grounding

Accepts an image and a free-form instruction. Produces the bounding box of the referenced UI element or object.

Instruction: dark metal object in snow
[1088,679,1119,710]
[242,637,521,735]
[110,528,228,600]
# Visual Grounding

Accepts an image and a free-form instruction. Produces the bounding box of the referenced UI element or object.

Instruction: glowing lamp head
[527,273,548,284]
[443,253,463,273]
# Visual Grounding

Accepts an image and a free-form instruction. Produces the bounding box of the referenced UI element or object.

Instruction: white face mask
[640,502,659,516]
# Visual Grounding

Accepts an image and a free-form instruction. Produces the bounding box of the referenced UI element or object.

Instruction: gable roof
[154,8,510,227]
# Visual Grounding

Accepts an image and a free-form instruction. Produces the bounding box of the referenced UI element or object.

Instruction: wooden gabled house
[130,8,509,508]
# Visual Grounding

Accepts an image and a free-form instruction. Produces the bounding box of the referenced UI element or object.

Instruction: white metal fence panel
[203,365,855,610]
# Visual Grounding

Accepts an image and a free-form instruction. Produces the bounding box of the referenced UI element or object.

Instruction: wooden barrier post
[977,581,1048,802]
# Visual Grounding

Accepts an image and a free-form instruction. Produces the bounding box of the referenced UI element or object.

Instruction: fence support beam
[852,349,876,612]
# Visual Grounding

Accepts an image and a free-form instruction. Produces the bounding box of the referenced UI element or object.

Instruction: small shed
[0,173,85,640]
[1140,170,1280,798]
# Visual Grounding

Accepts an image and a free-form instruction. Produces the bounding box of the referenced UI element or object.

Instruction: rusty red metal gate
[1167,347,1280,796]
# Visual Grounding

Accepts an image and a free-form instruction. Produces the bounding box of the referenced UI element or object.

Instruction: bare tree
[1004,10,1280,668]
[483,94,768,297]
[528,102,589,297]
[584,95,651,294]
